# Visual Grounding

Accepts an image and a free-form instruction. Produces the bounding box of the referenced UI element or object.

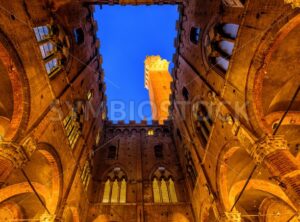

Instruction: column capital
[284,0,300,8]
[0,141,28,168]
[40,213,56,222]
[222,211,242,222]
[248,135,288,164]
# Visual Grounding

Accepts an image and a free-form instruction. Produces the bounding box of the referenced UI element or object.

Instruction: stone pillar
[248,135,300,209]
[222,211,242,222]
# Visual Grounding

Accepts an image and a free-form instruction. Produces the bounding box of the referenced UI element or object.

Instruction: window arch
[152,167,178,203]
[185,150,198,188]
[102,168,127,203]
[190,27,201,44]
[204,23,240,76]
[192,102,213,148]
[33,24,69,78]
[154,144,163,159]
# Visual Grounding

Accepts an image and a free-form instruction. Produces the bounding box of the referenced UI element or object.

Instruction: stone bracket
[248,135,288,164]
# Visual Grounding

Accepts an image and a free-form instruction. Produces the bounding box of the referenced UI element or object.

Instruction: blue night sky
[94,5,178,122]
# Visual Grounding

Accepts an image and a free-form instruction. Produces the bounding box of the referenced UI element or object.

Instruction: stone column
[248,135,300,209]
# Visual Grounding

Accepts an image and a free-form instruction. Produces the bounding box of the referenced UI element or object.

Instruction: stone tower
[145,56,172,124]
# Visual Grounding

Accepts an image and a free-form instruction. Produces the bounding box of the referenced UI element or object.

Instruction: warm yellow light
[148,129,154,136]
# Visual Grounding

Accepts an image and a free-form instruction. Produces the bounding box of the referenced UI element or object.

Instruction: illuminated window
[45,58,60,76]
[81,161,91,191]
[87,89,94,101]
[169,178,178,202]
[148,129,154,136]
[39,42,55,59]
[102,179,111,203]
[95,129,101,146]
[63,111,81,149]
[205,23,240,76]
[102,168,127,203]
[190,27,201,44]
[161,180,170,203]
[33,26,51,42]
[152,168,178,203]
[120,178,127,203]
[153,178,161,202]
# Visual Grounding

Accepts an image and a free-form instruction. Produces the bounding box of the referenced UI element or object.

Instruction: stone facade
[0,0,299,222]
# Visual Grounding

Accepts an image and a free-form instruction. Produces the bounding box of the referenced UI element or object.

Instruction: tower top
[144,56,170,89]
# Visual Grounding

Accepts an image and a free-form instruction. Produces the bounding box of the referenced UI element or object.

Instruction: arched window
[74,28,84,45]
[204,23,240,76]
[190,27,201,44]
[182,87,189,101]
[185,150,198,188]
[33,25,66,78]
[63,110,81,149]
[152,167,178,203]
[192,103,213,148]
[102,168,127,203]
[154,144,163,159]
[80,161,91,191]
[108,145,117,159]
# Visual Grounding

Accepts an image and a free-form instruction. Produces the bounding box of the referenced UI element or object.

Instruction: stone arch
[246,11,300,136]
[36,143,64,214]
[229,179,297,211]
[100,163,129,181]
[0,202,23,221]
[0,29,30,141]
[216,139,242,211]
[148,163,177,181]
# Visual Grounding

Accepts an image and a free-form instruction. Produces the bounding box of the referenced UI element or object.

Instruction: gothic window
[81,161,91,191]
[33,26,51,42]
[152,167,178,203]
[185,150,198,188]
[154,144,163,159]
[190,27,201,44]
[63,110,81,149]
[192,103,213,148]
[33,25,65,77]
[45,58,60,75]
[74,28,84,45]
[108,146,117,160]
[102,168,127,203]
[182,87,189,101]
[204,23,240,76]
[39,42,55,59]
